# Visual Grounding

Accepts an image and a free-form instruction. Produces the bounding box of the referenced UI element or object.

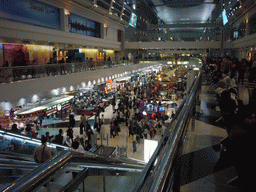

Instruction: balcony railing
[0,60,139,84]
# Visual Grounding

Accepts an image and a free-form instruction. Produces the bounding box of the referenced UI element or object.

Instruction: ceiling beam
[152,1,216,7]
[148,23,215,29]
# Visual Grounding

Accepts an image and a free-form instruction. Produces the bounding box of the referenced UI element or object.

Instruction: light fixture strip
[120,0,125,20]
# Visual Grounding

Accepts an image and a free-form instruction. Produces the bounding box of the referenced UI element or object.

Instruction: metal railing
[133,68,202,191]
[2,149,146,192]
[0,129,69,154]
[0,60,139,84]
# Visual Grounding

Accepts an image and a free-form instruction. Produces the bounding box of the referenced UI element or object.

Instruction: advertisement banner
[69,13,101,38]
[3,44,29,66]
[0,0,60,30]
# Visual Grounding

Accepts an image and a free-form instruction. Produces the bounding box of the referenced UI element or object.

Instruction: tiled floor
[178,73,249,192]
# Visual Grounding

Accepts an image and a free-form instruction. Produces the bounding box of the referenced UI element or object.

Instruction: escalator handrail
[0,129,70,151]
[2,150,72,192]
[147,72,202,192]
[2,149,146,192]
[133,69,202,191]
[59,168,89,192]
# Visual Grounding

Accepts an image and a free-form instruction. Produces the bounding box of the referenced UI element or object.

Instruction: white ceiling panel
[155,3,216,24]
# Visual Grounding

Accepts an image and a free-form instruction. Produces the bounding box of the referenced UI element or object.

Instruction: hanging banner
[69,13,101,38]
[0,0,60,30]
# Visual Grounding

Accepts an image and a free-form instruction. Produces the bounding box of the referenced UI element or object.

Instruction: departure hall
[0,0,256,191]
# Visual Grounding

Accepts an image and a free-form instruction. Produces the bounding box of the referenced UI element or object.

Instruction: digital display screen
[222,9,228,25]
[129,13,137,28]
[159,107,165,112]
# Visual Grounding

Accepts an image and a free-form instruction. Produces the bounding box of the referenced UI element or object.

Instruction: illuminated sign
[129,13,137,28]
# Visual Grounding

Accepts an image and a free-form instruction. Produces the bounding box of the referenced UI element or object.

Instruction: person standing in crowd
[85,121,91,134]
[150,127,155,140]
[125,109,130,126]
[66,127,74,143]
[79,120,85,135]
[39,115,44,126]
[237,59,247,84]
[132,132,137,152]
[80,114,86,125]
[94,119,99,133]
[53,129,63,145]
[26,125,33,137]
[110,121,115,138]
[33,136,52,164]
[45,131,54,142]
[113,117,120,136]
[142,121,149,139]
[10,124,20,134]
[221,57,232,73]
[69,112,75,127]
[227,105,256,191]
[87,128,94,146]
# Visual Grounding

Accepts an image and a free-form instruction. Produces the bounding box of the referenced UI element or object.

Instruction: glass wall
[232,21,246,40]
[125,28,218,42]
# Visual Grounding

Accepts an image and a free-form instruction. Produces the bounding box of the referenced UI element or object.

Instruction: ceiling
[150,0,217,24]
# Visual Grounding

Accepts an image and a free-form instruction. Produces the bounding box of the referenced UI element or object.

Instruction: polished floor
[178,74,249,192]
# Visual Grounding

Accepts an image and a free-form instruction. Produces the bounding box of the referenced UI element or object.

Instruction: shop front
[15,96,73,127]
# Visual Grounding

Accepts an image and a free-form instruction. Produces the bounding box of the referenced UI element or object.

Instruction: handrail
[59,168,89,192]
[2,150,72,192]
[133,69,202,191]
[2,149,146,192]
[0,129,70,151]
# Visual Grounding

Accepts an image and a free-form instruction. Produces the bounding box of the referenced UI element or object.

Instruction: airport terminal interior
[0,0,256,191]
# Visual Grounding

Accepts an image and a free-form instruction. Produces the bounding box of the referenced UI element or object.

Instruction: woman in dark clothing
[54,129,63,145]
[87,128,94,145]
[66,127,74,142]
[219,90,238,134]
[228,105,256,192]
[113,117,120,136]
[80,121,84,135]
[11,124,20,133]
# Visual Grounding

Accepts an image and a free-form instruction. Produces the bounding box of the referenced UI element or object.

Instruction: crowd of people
[206,56,256,191]
[8,67,178,156]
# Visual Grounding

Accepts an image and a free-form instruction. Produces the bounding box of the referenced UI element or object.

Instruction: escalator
[2,150,146,192]
[0,129,70,190]
[0,129,146,192]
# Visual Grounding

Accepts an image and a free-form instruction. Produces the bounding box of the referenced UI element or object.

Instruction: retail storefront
[15,96,73,127]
